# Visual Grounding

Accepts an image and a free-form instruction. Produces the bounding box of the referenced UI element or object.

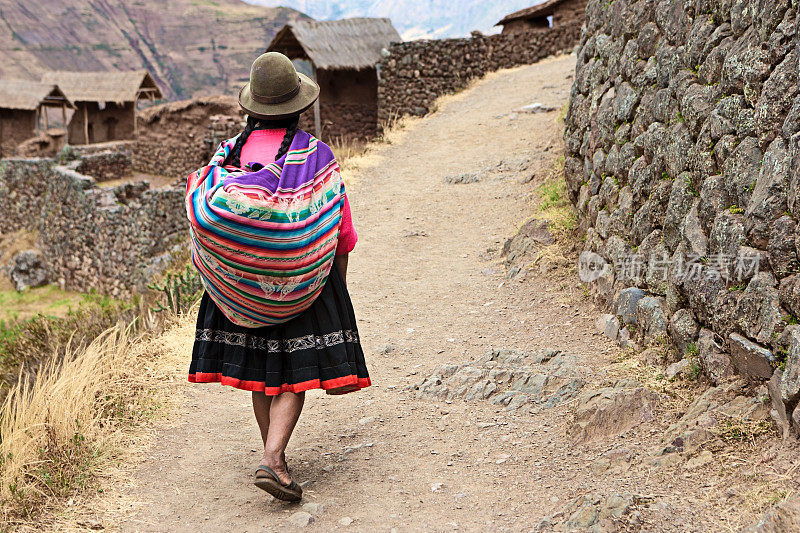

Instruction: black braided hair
[224,115,259,168]
[274,116,299,161]
[224,115,300,168]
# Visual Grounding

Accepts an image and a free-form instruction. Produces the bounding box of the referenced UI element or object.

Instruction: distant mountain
[0,0,307,100]
[244,0,545,40]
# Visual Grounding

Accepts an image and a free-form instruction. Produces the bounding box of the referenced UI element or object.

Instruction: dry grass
[332,112,420,182]
[0,312,182,527]
[329,137,368,169]
[0,255,200,526]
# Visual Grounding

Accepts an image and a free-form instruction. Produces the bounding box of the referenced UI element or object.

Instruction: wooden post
[43,106,49,131]
[311,62,322,139]
[61,103,67,130]
[133,100,137,137]
[83,103,89,144]
[35,107,40,136]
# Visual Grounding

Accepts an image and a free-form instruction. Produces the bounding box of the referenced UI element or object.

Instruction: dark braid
[274,116,299,161]
[224,115,259,168]
[224,115,300,167]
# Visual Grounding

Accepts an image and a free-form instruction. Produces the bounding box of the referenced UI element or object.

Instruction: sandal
[254,465,303,502]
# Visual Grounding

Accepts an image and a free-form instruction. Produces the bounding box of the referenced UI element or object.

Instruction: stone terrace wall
[378,24,582,124]
[565,0,800,419]
[0,158,185,296]
[75,150,133,182]
[134,96,244,180]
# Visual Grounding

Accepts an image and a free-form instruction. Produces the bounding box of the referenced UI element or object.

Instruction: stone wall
[377,24,582,124]
[0,157,185,296]
[565,0,800,424]
[133,96,244,181]
[75,150,133,182]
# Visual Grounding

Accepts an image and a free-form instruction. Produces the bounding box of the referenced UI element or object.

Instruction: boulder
[755,49,798,144]
[636,296,669,341]
[745,135,789,248]
[679,201,708,257]
[734,272,783,345]
[767,370,792,440]
[708,211,745,275]
[669,308,700,354]
[9,249,48,291]
[779,327,800,405]
[697,328,736,386]
[596,313,620,341]
[779,275,800,319]
[722,136,762,209]
[728,333,777,381]
[663,173,697,250]
[569,384,658,443]
[768,216,799,278]
[743,495,800,532]
[666,359,691,380]
[615,287,646,325]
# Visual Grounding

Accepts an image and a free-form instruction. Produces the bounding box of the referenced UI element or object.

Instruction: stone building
[497,0,587,34]
[41,70,162,145]
[267,18,401,141]
[0,80,73,157]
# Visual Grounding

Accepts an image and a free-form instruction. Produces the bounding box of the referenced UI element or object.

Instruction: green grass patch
[0,285,89,323]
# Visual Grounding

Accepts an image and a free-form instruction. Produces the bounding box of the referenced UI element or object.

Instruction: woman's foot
[254,462,302,502]
[261,451,291,485]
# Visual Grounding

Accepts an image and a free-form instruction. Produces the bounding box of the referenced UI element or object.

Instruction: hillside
[0,0,306,100]
[246,0,543,39]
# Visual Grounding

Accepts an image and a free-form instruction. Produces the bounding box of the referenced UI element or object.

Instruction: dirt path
[81,54,792,532]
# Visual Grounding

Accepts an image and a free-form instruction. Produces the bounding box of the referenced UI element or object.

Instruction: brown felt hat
[238,52,319,120]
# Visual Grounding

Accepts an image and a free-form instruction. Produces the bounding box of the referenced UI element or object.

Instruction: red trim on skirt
[188,372,372,395]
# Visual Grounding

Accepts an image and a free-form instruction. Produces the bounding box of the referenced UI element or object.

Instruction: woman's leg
[261,391,305,484]
[252,391,272,445]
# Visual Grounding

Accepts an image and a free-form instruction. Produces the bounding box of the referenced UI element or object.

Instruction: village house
[497,0,587,34]
[267,18,401,141]
[41,70,162,145]
[0,80,73,157]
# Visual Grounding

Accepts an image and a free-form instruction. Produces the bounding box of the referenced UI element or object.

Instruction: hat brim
[238,72,320,120]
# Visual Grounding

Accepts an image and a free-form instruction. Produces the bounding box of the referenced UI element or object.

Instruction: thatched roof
[138,95,240,125]
[267,18,401,70]
[41,70,162,104]
[0,80,73,111]
[497,0,568,25]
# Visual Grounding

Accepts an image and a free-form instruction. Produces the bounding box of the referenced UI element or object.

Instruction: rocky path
[82,54,796,532]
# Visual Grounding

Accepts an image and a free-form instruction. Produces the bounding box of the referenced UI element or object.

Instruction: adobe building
[0,80,72,157]
[497,0,587,34]
[267,18,401,141]
[41,70,162,145]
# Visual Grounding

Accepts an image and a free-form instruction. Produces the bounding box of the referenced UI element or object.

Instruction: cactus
[147,266,203,315]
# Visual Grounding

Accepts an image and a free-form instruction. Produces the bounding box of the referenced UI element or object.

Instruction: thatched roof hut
[268,18,401,70]
[497,0,587,34]
[0,80,73,156]
[267,18,401,141]
[40,70,163,145]
[0,80,72,111]
[41,70,162,104]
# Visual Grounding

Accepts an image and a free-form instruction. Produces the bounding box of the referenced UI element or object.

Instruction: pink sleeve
[336,193,357,255]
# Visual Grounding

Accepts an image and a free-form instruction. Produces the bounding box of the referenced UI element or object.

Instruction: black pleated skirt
[189,264,371,395]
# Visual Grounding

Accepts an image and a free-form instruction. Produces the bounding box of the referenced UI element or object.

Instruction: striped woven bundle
[186,129,344,328]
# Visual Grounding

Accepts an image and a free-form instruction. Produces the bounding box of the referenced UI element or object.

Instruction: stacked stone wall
[377,24,583,124]
[75,150,133,182]
[566,0,800,424]
[133,96,244,180]
[0,157,184,296]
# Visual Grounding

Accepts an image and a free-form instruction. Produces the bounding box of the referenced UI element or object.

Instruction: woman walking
[185,52,371,502]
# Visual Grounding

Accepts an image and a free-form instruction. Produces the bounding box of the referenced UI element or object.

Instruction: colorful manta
[186,130,343,328]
